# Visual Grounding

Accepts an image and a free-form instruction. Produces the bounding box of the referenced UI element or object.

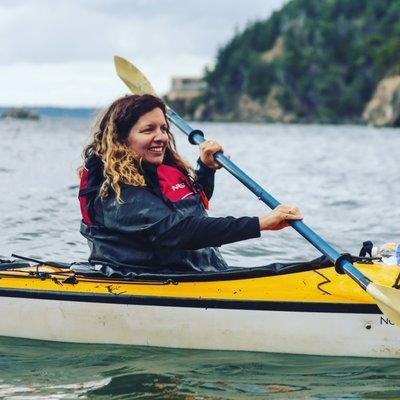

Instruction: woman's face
[126,107,170,165]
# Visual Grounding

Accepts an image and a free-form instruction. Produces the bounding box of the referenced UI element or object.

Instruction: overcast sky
[0,0,288,107]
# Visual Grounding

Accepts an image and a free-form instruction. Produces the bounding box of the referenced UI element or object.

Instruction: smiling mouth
[148,146,165,154]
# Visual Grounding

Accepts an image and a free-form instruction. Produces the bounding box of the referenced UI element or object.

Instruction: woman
[79,94,302,273]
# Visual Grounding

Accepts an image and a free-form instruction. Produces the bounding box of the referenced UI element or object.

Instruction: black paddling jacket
[79,154,260,273]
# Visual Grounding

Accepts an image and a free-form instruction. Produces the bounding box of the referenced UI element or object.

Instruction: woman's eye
[139,125,167,134]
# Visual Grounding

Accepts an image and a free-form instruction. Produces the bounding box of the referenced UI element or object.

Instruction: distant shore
[1,108,40,120]
[0,106,99,119]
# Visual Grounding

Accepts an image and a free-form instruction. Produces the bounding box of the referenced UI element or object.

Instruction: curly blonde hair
[80,95,194,203]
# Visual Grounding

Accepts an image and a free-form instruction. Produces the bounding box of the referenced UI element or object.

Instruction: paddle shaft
[167,108,371,289]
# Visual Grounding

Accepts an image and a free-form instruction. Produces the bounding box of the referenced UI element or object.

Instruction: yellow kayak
[0,258,399,357]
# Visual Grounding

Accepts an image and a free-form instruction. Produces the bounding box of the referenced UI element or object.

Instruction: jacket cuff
[247,217,262,239]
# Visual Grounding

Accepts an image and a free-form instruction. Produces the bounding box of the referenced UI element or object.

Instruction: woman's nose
[154,128,166,140]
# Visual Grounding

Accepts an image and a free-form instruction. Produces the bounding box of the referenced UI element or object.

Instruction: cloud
[0,0,288,106]
[0,55,211,107]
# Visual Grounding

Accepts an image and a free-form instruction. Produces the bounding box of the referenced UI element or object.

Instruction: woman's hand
[259,205,303,231]
[199,140,223,170]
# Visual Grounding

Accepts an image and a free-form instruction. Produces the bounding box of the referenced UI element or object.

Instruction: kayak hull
[1,262,400,357]
[1,295,399,357]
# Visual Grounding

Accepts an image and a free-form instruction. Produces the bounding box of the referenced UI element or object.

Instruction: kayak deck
[0,260,399,304]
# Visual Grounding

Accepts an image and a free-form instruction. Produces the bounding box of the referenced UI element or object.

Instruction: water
[1,337,400,399]
[0,117,400,398]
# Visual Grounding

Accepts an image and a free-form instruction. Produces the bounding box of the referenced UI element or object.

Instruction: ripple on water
[326,199,364,208]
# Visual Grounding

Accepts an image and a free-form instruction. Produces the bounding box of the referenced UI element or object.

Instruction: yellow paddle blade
[367,282,400,326]
[114,56,158,96]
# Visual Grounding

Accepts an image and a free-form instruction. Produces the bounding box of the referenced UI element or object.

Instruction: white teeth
[149,146,163,152]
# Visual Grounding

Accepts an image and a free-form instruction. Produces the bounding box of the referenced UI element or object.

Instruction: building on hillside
[166,77,206,101]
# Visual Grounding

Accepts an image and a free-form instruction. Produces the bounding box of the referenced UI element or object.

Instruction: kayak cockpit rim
[1,254,338,283]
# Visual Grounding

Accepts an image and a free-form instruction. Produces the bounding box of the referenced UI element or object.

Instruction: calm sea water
[0,117,399,399]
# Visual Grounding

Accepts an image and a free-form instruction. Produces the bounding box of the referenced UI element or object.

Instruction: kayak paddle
[114,55,400,326]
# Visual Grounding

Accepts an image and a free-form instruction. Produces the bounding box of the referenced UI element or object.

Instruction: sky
[0,0,288,107]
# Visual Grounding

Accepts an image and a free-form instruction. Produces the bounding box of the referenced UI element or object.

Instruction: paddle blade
[367,282,400,326]
[114,56,158,96]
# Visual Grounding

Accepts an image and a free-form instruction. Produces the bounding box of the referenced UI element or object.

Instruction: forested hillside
[195,0,400,125]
